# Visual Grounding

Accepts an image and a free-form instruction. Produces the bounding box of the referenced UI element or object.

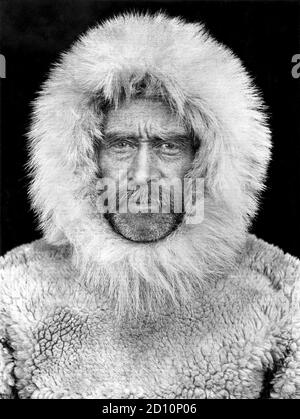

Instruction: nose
[129,143,159,185]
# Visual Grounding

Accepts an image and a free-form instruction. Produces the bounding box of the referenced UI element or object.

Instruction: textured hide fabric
[1,13,299,399]
[0,235,300,399]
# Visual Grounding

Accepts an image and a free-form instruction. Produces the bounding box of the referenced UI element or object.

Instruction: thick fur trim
[27,13,272,315]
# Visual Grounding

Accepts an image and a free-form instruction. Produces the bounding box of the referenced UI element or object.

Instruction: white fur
[28,12,271,317]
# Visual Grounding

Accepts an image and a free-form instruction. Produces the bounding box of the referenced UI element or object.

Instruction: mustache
[96,178,185,214]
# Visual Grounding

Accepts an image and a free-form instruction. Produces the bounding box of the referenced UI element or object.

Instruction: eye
[158,142,181,155]
[110,140,135,152]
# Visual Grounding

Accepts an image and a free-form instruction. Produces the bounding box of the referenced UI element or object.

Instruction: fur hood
[27,13,272,312]
[28,12,271,240]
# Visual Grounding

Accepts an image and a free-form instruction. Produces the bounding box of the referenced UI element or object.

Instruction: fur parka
[1,13,299,399]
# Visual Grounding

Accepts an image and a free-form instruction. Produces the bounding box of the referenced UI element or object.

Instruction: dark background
[0,0,300,257]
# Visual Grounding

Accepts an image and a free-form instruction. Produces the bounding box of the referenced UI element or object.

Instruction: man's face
[99,98,195,242]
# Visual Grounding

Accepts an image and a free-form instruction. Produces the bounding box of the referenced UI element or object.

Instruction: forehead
[104,99,187,137]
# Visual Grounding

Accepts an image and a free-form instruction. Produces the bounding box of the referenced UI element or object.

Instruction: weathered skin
[1,235,299,399]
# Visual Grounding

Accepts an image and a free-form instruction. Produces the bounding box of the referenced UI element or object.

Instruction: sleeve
[0,262,16,399]
[0,325,15,399]
[269,273,300,399]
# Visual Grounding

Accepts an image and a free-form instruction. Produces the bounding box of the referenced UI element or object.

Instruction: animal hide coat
[1,13,300,399]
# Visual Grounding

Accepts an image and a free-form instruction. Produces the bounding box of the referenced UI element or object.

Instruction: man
[0,13,299,399]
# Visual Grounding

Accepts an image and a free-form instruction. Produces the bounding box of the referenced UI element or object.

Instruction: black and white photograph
[0,0,300,401]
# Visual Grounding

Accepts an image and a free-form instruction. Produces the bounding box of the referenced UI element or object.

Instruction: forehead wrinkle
[145,119,152,139]
[137,121,143,139]
[104,98,188,140]
[135,119,187,141]
[138,119,152,140]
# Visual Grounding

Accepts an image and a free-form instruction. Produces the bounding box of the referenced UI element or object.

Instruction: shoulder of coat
[0,239,71,270]
[241,234,300,295]
[0,239,73,297]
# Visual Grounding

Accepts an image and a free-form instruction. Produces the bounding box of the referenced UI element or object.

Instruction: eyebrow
[102,131,192,145]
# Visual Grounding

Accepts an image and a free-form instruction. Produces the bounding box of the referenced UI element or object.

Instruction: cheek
[98,151,130,179]
[181,152,195,175]
[162,152,194,179]
[98,152,110,177]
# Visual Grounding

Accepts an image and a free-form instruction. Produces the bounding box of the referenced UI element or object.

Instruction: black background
[0,0,300,257]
